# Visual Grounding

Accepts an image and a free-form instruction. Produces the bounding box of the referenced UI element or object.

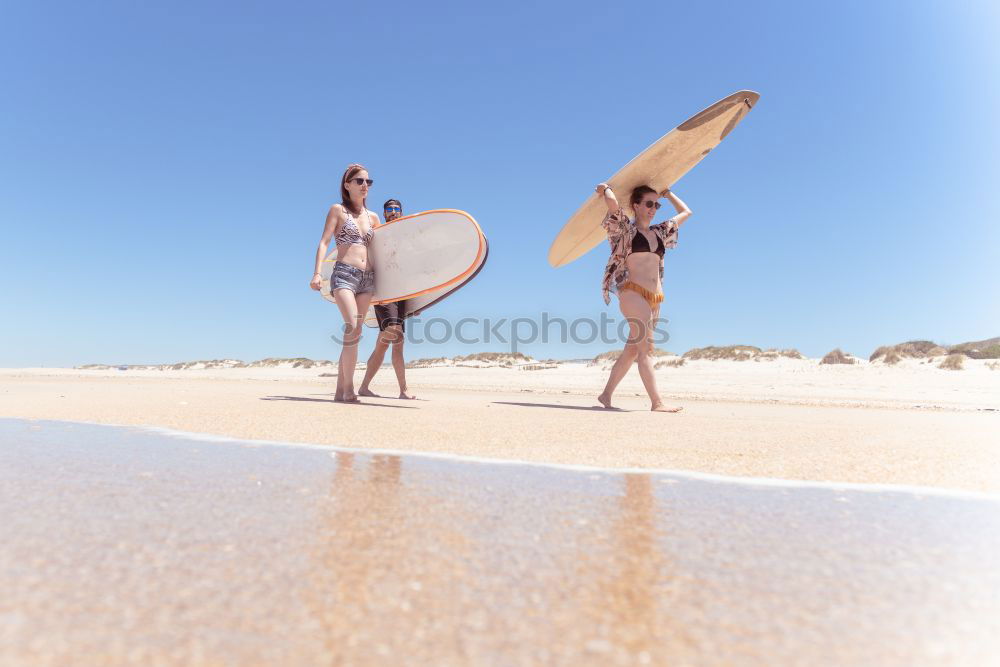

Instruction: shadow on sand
[261,396,417,409]
[491,401,627,412]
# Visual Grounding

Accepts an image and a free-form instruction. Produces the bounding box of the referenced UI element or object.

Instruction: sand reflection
[555,473,697,663]
[309,452,473,663]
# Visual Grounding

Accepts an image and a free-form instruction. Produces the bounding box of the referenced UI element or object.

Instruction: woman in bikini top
[594,182,692,413]
[309,163,380,403]
[334,210,374,251]
[630,229,665,256]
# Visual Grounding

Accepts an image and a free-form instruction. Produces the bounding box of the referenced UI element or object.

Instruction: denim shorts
[331,262,374,295]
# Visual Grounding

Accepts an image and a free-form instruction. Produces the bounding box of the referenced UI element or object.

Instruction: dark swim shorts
[373,299,407,332]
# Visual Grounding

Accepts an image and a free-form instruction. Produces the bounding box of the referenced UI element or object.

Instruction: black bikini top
[631,230,664,257]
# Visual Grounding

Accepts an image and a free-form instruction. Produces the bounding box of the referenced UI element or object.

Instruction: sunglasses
[350,178,374,186]
[384,206,401,213]
[641,200,662,210]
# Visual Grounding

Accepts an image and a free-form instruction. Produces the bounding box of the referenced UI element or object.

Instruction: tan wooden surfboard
[548,90,760,268]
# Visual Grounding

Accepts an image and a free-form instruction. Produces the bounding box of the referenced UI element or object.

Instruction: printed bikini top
[335,210,374,247]
[630,230,665,257]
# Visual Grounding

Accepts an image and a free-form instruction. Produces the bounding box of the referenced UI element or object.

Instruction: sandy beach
[3,356,998,493]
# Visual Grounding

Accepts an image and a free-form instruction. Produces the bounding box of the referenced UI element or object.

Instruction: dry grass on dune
[821,349,856,365]
[590,348,672,365]
[870,337,1000,363]
[756,348,805,361]
[455,352,532,363]
[405,352,532,369]
[870,341,947,363]
[939,354,965,371]
[78,359,250,371]
[592,344,805,367]
[75,358,338,371]
[946,337,1000,359]
[246,358,335,369]
[682,346,803,362]
[979,345,1000,359]
[405,357,451,369]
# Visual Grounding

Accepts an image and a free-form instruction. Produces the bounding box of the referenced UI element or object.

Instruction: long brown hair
[340,163,367,215]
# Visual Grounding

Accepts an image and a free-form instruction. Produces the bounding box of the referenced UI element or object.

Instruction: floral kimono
[601,207,679,305]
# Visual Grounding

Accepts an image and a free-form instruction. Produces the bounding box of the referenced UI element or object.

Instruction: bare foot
[597,393,613,409]
[333,393,343,402]
[398,390,417,399]
[342,394,361,403]
[651,403,683,413]
[358,388,379,397]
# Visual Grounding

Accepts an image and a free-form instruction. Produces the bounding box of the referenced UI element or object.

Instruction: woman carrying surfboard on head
[595,183,691,413]
[309,163,379,403]
[358,198,417,400]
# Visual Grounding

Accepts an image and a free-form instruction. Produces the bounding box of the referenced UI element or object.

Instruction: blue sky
[1,0,998,366]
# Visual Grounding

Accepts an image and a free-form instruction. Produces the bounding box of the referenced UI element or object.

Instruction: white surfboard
[320,209,487,326]
[394,238,489,320]
[548,90,760,268]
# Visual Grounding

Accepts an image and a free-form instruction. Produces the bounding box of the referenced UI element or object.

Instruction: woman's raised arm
[660,188,692,226]
[596,183,620,214]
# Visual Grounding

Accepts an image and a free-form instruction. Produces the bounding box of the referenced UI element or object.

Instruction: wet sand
[2,419,998,666]
[1,368,999,493]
